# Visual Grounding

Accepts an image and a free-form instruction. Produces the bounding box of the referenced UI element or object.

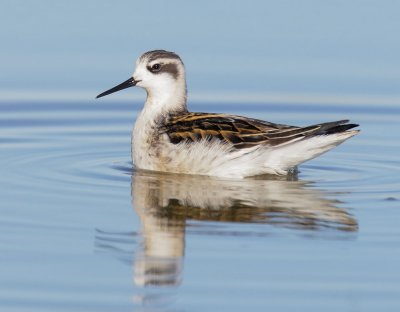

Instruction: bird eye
[151,63,161,71]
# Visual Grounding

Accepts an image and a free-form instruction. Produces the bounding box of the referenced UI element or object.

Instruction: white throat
[144,78,187,118]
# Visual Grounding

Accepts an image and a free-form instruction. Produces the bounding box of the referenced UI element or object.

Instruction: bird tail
[265,120,359,173]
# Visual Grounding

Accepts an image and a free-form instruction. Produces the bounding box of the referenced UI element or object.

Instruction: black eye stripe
[146,63,179,79]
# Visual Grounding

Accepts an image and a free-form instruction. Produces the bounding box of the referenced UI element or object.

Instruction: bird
[96,50,359,178]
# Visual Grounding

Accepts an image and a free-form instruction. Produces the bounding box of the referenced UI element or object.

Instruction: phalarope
[96,50,359,178]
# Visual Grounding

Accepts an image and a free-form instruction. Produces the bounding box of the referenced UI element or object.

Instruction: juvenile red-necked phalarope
[96,50,359,178]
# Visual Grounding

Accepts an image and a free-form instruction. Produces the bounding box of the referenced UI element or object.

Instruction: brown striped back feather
[162,113,358,149]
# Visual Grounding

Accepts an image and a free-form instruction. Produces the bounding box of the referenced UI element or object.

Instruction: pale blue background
[1,0,400,95]
[1,2,400,311]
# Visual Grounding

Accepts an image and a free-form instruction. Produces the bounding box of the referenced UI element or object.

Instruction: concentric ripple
[1,99,400,312]
[2,100,398,203]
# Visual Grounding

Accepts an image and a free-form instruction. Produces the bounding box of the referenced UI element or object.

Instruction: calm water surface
[1,98,400,311]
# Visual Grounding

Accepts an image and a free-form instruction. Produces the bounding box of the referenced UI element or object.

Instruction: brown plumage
[163,113,359,149]
[96,49,360,177]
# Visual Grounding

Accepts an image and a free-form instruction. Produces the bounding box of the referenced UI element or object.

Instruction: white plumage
[97,50,359,178]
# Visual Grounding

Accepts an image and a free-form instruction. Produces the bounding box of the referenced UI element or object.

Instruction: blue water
[1,1,400,311]
[1,98,400,311]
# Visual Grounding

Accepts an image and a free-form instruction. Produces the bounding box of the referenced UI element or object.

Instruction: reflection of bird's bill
[131,170,357,287]
[132,170,358,231]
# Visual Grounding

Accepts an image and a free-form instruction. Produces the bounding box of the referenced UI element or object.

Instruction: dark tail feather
[323,123,359,134]
[315,120,359,135]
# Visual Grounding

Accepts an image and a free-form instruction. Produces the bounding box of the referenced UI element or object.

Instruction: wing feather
[163,113,358,149]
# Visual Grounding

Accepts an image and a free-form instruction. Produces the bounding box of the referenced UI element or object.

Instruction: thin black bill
[96,77,136,99]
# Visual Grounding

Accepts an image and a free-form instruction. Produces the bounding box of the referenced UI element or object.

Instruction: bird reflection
[130,169,357,288]
[95,168,358,301]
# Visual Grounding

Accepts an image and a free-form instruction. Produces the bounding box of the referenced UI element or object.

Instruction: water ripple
[1,101,398,204]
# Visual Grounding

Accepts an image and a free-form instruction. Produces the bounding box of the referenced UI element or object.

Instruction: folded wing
[163,113,358,149]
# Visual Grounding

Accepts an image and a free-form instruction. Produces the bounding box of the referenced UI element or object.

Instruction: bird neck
[139,80,188,126]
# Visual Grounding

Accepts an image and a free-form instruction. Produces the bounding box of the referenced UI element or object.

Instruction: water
[1,97,399,311]
[2,0,400,310]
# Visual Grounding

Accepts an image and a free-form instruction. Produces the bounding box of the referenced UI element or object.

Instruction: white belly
[132,127,268,178]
